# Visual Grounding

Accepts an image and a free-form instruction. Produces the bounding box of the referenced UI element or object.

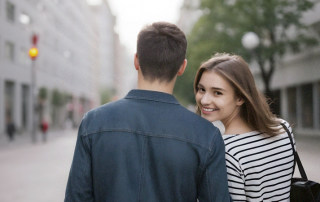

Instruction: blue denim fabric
[65,90,231,202]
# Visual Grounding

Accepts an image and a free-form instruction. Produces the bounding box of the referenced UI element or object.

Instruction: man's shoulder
[173,106,222,148]
[176,106,216,129]
[87,99,128,115]
[79,99,128,130]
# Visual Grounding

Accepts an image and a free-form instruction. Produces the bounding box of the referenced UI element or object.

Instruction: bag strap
[280,123,308,180]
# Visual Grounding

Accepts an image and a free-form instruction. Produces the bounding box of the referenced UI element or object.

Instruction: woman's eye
[214,91,222,95]
[198,88,205,92]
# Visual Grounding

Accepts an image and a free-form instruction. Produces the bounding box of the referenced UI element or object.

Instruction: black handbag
[281,123,320,202]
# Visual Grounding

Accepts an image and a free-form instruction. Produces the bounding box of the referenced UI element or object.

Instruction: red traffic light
[32,34,38,46]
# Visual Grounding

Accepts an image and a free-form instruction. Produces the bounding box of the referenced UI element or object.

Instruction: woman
[194,53,295,201]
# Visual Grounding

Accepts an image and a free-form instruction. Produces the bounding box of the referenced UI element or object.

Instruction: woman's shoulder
[275,118,293,134]
[222,131,263,151]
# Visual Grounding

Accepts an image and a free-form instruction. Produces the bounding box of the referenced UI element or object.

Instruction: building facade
[264,2,320,137]
[177,0,202,35]
[0,0,119,137]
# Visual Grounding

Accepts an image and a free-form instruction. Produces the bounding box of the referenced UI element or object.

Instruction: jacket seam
[80,135,92,197]
[138,137,147,201]
[82,128,210,151]
[208,128,219,152]
[203,150,212,201]
[206,169,212,201]
[125,96,180,105]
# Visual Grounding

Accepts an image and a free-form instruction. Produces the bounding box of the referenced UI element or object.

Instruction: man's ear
[177,59,187,76]
[236,97,245,106]
[134,54,139,71]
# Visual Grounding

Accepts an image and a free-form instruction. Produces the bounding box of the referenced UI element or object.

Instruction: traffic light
[29,47,38,60]
[29,34,38,61]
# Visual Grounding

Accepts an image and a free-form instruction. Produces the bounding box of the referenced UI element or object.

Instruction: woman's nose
[201,93,211,105]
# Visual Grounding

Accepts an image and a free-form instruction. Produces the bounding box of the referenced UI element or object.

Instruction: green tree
[51,89,69,127]
[174,0,318,107]
[38,87,48,101]
[38,87,48,121]
[51,89,64,107]
[100,87,115,105]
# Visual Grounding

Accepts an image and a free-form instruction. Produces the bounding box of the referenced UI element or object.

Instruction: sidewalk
[293,135,320,182]
[0,128,78,150]
[0,130,78,202]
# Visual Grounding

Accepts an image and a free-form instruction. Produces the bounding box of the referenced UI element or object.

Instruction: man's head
[136,22,187,83]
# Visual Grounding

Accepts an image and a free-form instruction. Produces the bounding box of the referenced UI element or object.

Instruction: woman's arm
[225,152,246,201]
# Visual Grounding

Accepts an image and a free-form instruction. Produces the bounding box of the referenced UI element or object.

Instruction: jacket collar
[125,89,180,105]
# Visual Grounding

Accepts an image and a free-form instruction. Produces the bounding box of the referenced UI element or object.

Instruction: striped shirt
[222,120,295,202]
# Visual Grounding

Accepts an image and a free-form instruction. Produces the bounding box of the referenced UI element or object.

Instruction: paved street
[292,136,320,182]
[0,131,319,202]
[0,130,77,202]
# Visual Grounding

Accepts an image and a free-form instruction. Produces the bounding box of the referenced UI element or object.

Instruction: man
[65,22,231,202]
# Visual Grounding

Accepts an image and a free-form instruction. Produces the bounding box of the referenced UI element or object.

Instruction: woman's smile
[201,107,219,114]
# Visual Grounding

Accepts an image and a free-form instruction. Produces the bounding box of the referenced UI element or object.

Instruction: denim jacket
[65,90,231,202]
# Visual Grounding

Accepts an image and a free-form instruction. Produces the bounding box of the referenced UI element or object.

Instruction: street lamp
[241,32,260,50]
[29,34,39,143]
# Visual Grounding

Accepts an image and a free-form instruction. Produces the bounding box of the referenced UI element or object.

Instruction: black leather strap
[280,123,308,180]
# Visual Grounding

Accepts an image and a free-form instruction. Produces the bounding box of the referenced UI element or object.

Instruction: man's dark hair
[137,22,187,82]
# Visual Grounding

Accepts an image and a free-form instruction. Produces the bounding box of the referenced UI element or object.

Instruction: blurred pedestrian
[40,117,49,142]
[6,115,15,141]
[65,22,231,202]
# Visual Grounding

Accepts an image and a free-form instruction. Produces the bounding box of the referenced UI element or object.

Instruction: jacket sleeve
[198,128,232,202]
[64,115,94,202]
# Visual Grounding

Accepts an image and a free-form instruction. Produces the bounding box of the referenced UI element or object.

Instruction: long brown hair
[194,53,281,136]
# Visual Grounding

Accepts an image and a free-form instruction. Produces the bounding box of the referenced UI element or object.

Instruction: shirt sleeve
[198,128,232,202]
[225,151,246,201]
[64,115,94,202]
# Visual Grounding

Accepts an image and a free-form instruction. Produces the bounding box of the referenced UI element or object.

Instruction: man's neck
[137,79,175,94]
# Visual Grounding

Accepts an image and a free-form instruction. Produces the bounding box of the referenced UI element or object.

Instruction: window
[318,82,320,126]
[301,84,313,128]
[272,90,281,116]
[5,41,15,62]
[287,87,297,125]
[5,81,15,124]
[19,48,29,65]
[6,1,15,22]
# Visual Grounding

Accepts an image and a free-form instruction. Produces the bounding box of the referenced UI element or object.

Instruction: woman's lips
[202,107,218,114]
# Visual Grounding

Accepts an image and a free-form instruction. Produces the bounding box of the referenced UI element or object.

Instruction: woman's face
[195,70,243,124]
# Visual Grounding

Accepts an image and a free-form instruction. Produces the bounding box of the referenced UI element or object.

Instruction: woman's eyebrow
[211,87,225,91]
[198,84,225,91]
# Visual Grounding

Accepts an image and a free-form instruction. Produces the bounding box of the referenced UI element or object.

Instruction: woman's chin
[201,115,218,123]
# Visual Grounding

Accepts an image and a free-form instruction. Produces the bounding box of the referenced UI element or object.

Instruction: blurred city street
[0,129,319,202]
[292,136,320,182]
[0,130,77,202]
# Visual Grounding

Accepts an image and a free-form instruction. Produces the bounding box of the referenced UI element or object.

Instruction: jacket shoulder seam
[84,128,211,150]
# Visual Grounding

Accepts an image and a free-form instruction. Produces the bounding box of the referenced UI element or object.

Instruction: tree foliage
[38,87,48,101]
[51,88,69,107]
[100,87,115,105]
[174,0,318,105]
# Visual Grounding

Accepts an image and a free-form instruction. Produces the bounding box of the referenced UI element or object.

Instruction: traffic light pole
[31,60,37,143]
[29,34,39,143]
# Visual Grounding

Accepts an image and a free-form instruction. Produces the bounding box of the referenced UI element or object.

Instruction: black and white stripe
[223,120,294,202]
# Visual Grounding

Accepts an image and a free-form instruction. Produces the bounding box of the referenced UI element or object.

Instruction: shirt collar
[125,89,180,105]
